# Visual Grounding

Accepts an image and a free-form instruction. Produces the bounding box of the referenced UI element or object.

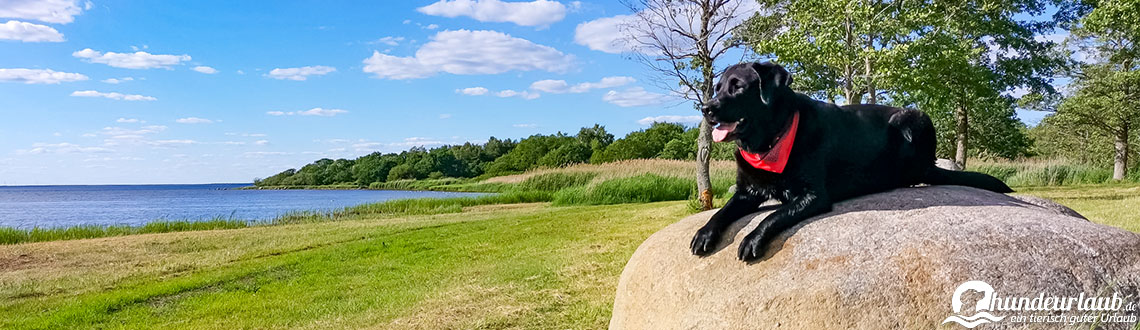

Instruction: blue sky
[0,0,1061,185]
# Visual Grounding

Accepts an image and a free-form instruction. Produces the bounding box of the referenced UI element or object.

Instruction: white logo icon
[942,280,1006,328]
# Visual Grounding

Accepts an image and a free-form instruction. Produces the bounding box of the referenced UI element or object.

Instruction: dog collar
[739,111,799,173]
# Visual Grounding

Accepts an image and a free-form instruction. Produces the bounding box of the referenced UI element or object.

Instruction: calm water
[0,184,485,229]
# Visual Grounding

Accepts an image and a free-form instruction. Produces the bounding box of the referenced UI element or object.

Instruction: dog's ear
[750,62,792,105]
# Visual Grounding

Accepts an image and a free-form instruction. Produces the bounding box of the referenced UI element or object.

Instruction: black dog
[691,62,1013,262]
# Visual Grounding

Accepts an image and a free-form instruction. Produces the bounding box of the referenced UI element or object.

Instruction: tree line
[252,123,738,187]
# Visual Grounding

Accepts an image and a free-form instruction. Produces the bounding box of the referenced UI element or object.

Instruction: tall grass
[369,178,512,192]
[0,218,249,245]
[485,159,736,185]
[968,158,1133,186]
[516,172,598,192]
[552,174,693,205]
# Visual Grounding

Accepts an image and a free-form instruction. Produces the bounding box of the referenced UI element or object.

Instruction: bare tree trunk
[696,120,714,209]
[1114,125,1129,180]
[954,104,969,169]
[695,2,714,211]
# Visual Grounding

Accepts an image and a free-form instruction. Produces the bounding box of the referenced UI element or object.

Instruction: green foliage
[536,142,592,168]
[516,172,598,192]
[486,134,577,175]
[592,123,685,163]
[253,122,735,190]
[742,0,1057,161]
[551,174,692,206]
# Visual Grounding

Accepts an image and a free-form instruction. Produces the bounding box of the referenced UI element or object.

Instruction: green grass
[1014,184,1140,233]
[0,201,690,329]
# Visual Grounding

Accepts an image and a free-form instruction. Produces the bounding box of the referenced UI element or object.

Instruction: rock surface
[611,186,1140,329]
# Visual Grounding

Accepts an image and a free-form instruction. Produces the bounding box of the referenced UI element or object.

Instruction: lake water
[0,184,486,229]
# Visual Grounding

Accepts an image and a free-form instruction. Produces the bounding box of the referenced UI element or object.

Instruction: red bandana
[739,111,800,173]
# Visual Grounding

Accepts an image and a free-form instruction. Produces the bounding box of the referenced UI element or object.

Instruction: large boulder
[611,186,1140,330]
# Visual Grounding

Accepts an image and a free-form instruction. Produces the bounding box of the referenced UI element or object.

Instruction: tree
[593,122,685,162]
[742,0,1060,168]
[1055,66,1140,179]
[1052,0,1140,180]
[741,0,925,104]
[623,0,756,210]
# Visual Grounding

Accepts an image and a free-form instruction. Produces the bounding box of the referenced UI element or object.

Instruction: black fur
[691,62,1014,262]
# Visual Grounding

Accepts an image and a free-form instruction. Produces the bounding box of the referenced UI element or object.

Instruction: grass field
[1,182,1137,328]
[0,202,689,329]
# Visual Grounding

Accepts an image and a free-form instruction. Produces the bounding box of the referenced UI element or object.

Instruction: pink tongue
[712,122,737,142]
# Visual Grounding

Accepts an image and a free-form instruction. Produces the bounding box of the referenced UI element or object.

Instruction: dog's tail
[923,167,1014,193]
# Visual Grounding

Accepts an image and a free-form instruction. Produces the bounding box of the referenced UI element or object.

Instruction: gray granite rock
[611,186,1140,329]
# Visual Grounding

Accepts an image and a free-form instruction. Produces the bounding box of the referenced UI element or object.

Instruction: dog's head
[702,61,794,153]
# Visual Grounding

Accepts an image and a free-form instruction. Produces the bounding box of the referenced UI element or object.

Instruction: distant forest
[253,123,738,187]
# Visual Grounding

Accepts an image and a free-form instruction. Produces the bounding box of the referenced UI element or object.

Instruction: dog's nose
[701,99,720,114]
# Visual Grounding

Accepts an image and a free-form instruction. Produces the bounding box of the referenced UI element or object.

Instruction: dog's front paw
[737,233,770,262]
[690,226,721,256]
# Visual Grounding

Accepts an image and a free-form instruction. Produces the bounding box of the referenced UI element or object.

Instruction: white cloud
[495,89,540,100]
[102,77,134,84]
[637,115,702,126]
[175,117,215,124]
[243,151,291,157]
[603,87,668,107]
[530,76,635,93]
[417,0,567,28]
[362,29,575,79]
[0,68,87,84]
[456,86,489,95]
[372,36,405,46]
[116,118,143,123]
[513,123,538,128]
[254,140,269,146]
[266,108,348,117]
[0,0,86,24]
[574,1,762,54]
[439,113,452,119]
[265,65,335,81]
[574,14,638,54]
[70,90,157,101]
[17,142,112,154]
[192,66,218,74]
[72,48,192,69]
[148,139,197,147]
[0,20,64,42]
[424,23,440,30]
[98,125,167,138]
